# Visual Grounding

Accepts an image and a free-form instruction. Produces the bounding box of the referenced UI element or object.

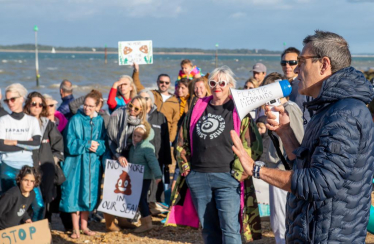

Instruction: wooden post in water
[215,43,219,68]
[105,45,108,64]
[34,25,40,86]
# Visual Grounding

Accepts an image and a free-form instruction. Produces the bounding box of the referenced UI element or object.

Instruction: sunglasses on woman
[209,80,228,89]
[128,103,141,112]
[280,60,298,66]
[3,96,20,103]
[31,102,44,108]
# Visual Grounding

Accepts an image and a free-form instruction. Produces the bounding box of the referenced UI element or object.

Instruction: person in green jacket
[128,122,162,233]
[59,92,106,239]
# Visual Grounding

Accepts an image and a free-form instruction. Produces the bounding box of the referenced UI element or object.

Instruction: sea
[1,51,374,111]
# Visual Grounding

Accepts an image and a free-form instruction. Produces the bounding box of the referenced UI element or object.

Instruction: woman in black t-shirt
[173,66,263,243]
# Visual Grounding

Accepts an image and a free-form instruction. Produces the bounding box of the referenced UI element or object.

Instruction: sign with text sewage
[98,159,144,219]
[118,40,153,65]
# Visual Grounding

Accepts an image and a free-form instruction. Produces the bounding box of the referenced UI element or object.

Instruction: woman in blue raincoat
[59,92,106,239]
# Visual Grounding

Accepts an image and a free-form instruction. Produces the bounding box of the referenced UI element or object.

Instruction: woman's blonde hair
[191,76,211,97]
[5,83,28,99]
[128,96,148,124]
[209,66,237,88]
[134,121,151,140]
[244,77,259,89]
[118,75,137,99]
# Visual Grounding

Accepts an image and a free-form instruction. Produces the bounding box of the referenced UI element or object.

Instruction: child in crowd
[0,166,41,230]
[175,59,202,95]
[129,122,162,233]
[178,59,202,80]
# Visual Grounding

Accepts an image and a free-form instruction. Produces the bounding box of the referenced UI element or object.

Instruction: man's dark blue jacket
[57,94,74,120]
[286,67,374,243]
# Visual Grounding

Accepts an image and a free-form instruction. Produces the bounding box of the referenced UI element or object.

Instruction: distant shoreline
[0,49,279,57]
[1,49,373,58]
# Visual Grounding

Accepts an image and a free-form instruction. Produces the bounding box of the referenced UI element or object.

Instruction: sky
[0,0,373,53]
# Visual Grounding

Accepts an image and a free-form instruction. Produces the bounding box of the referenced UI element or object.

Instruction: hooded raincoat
[59,110,106,212]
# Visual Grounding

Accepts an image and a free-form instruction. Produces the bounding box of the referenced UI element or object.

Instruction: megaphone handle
[266,99,281,124]
[269,106,279,124]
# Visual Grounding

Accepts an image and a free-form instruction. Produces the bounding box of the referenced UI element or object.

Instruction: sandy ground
[50,215,374,244]
[50,213,276,244]
[51,160,374,243]
[51,209,374,244]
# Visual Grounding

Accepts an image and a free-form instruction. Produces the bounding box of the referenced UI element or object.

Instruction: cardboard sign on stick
[98,159,144,219]
[118,40,153,65]
[0,219,51,244]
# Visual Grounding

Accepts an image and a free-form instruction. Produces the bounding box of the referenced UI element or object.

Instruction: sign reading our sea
[118,40,153,65]
[98,159,144,219]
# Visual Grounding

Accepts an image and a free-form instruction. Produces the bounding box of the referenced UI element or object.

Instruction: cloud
[230,12,247,19]
[212,0,310,8]
[0,0,185,19]
[348,0,374,2]
[123,0,185,18]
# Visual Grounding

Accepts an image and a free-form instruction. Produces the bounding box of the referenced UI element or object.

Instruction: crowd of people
[0,30,373,244]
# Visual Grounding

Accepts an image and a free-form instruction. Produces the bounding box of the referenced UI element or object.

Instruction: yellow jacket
[133,71,180,142]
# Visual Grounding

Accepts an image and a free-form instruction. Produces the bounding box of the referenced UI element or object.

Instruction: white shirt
[161,93,172,102]
[0,114,41,169]
[0,114,41,141]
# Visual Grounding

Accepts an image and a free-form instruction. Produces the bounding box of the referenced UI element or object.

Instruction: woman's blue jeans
[0,163,45,222]
[186,171,241,244]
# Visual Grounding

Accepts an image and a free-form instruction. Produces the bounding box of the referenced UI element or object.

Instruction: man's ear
[320,57,332,75]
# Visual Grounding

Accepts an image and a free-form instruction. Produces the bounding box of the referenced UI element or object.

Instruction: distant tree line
[0,44,282,55]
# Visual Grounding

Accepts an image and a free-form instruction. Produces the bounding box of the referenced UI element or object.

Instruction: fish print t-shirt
[191,100,235,173]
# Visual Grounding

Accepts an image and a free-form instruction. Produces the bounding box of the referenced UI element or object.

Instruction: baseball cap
[252,63,267,73]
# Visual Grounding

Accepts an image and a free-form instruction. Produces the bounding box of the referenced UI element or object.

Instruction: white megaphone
[230,80,292,120]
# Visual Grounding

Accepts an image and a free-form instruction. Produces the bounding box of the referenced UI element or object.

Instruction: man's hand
[132,62,139,72]
[265,104,291,137]
[230,130,254,177]
[118,156,128,167]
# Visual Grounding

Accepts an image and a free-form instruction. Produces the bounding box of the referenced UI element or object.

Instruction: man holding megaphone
[231,30,374,243]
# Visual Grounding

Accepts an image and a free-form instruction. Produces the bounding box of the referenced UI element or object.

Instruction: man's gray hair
[139,89,155,105]
[5,83,28,99]
[303,30,351,73]
[60,79,73,94]
[209,65,237,88]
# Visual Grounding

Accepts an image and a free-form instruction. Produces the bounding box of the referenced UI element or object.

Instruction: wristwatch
[253,161,265,179]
